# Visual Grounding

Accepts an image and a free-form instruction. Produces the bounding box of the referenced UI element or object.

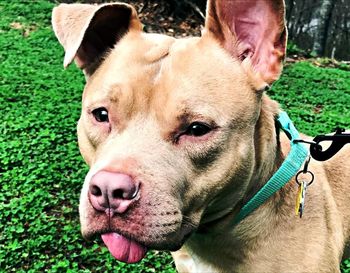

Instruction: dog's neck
[186,96,289,264]
[199,95,285,226]
[242,96,286,210]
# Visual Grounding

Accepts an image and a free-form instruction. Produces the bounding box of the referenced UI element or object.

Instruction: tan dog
[52,0,350,272]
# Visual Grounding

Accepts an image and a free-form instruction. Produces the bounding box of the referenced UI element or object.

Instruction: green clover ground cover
[0,1,349,272]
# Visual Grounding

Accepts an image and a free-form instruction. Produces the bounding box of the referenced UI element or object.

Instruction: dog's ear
[204,0,287,86]
[52,3,142,76]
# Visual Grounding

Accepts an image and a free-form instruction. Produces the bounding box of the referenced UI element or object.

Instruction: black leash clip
[310,128,350,161]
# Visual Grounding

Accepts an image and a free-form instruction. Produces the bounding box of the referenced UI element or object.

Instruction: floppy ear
[204,0,287,86]
[52,3,142,76]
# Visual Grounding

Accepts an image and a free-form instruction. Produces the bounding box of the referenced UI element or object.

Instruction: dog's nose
[88,171,139,215]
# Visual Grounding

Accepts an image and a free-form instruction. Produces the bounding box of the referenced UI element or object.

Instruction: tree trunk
[289,0,306,41]
[286,0,295,30]
[312,0,336,56]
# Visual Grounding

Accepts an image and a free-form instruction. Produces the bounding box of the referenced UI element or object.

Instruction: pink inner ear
[222,1,283,56]
[216,0,286,83]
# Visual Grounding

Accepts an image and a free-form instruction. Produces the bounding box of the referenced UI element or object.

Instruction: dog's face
[52,0,286,263]
[79,33,260,249]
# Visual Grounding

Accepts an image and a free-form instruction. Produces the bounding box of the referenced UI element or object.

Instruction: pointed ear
[52,3,142,76]
[204,0,287,86]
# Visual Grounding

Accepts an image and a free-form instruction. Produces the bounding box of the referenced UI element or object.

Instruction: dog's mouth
[81,186,197,263]
[101,232,148,263]
[93,222,195,263]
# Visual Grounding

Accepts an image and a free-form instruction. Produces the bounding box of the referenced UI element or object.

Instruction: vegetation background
[0,0,349,272]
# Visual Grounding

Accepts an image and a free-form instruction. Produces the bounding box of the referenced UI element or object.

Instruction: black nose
[88,171,139,215]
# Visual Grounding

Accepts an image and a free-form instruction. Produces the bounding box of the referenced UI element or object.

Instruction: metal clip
[310,128,350,161]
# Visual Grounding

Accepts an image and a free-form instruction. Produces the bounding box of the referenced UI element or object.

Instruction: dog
[52,0,350,272]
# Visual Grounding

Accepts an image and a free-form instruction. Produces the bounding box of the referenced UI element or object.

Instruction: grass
[0,1,349,272]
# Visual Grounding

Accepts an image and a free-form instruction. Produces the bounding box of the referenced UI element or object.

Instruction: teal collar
[233,111,308,225]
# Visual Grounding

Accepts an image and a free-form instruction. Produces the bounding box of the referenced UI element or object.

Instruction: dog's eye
[185,122,212,137]
[92,107,109,123]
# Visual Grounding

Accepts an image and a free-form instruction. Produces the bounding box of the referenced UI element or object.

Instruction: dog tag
[295,181,307,218]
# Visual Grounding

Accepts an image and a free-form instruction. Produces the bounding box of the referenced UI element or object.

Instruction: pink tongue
[101,233,147,263]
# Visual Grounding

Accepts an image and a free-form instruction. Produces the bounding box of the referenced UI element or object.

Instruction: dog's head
[52,0,286,263]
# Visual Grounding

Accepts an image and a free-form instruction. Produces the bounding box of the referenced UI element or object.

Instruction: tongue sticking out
[101,233,148,263]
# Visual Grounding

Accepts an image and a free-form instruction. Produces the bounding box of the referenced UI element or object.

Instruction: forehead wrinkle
[108,83,122,103]
[107,62,166,121]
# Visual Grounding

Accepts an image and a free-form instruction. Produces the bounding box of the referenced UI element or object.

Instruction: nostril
[112,186,138,200]
[112,189,124,199]
[91,185,102,197]
[89,171,140,214]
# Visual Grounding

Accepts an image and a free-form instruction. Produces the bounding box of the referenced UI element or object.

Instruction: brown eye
[185,122,212,137]
[92,107,109,122]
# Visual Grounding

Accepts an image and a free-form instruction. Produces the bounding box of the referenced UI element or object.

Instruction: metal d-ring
[295,170,314,187]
